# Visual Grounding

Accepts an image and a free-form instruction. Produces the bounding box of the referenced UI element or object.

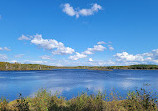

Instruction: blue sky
[0,0,158,66]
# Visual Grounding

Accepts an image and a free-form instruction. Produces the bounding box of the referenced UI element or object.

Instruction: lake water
[0,69,158,101]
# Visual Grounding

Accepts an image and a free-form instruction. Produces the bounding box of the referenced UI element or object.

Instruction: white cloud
[115,52,144,62]
[88,60,116,66]
[19,34,112,61]
[0,47,11,51]
[114,49,158,65]
[109,46,114,51]
[31,34,74,55]
[88,58,93,62]
[40,55,51,60]
[20,34,75,55]
[70,44,107,61]
[82,50,94,55]
[10,60,18,63]
[31,34,58,50]
[79,3,102,16]
[24,60,47,64]
[14,54,24,58]
[52,47,75,55]
[83,45,106,55]
[3,47,11,51]
[18,35,31,40]
[0,54,8,60]
[0,47,3,51]
[62,3,102,18]
[97,41,106,45]
[142,49,158,63]
[69,52,87,60]
[88,45,106,51]
[63,3,76,17]
[145,49,158,59]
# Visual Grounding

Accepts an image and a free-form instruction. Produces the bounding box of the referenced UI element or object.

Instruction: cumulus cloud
[69,52,87,60]
[142,49,158,63]
[63,3,102,18]
[83,45,106,55]
[4,47,11,51]
[19,34,75,55]
[31,34,75,55]
[70,43,108,61]
[97,42,114,51]
[18,35,31,40]
[83,50,94,55]
[0,47,11,51]
[19,34,113,62]
[69,44,106,61]
[0,54,8,60]
[97,41,106,45]
[52,47,75,55]
[88,58,93,62]
[14,54,24,58]
[88,45,106,52]
[24,60,47,64]
[19,34,112,61]
[114,49,158,65]
[10,60,18,63]
[79,3,102,16]
[108,46,114,51]
[63,3,76,17]
[31,34,61,50]
[88,60,116,66]
[115,52,144,62]
[40,55,51,60]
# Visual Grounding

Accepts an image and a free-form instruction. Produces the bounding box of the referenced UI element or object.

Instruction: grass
[0,88,157,111]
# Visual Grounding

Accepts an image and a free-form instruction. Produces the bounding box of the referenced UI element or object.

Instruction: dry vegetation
[0,88,157,111]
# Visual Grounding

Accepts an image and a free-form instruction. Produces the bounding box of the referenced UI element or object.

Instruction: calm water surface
[0,69,158,100]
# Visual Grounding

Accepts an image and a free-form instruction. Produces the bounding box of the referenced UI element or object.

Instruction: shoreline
[1,68,158,71]
[0,62,158,71]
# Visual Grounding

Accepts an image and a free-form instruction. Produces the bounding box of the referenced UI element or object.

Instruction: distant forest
[0,62,56,71]
[0,62,158,71]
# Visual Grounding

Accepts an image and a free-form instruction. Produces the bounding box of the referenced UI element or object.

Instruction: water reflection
[0,69,158,100]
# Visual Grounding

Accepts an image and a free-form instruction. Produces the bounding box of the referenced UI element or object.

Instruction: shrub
[16,93,29,111]
[68,91,106,111]
[27,89,51,111]
[1,88,158,111]
[0,97,9,111]
[124,88,157,111]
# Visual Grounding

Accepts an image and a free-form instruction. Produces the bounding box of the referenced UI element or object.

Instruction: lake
[0,69,158,101]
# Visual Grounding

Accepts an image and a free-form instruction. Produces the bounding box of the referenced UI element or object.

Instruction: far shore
[0,62,158,71]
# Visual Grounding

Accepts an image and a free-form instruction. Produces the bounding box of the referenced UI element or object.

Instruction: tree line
[0,62,56,71]
[0,62,158,71]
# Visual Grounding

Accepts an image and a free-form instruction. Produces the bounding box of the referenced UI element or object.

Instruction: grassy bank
[0,88,157,111]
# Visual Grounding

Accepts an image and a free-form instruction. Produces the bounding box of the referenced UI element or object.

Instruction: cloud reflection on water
[0,69,158,100]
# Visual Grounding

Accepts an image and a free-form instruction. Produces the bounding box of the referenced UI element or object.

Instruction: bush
[1,88,158,111]
[68,91,106,111]
[27,89,51,111]
[124,88,157,110]
[16,93,29,111]
[0,97,9,111]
